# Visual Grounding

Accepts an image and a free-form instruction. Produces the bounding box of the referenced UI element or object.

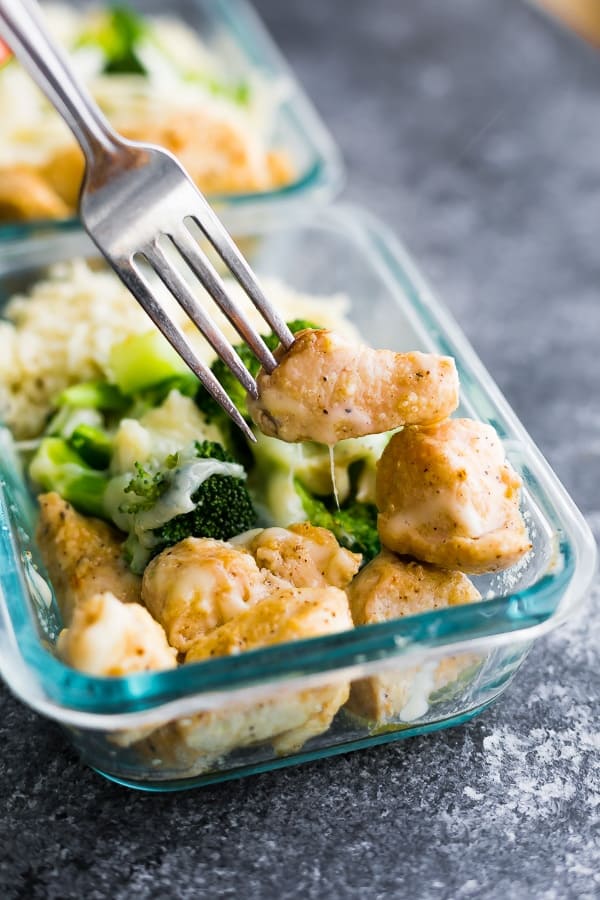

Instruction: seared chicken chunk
[41,144,85,210]
[235,522,361,589]
[247,329,459,444]
[348,652,482,725]
[377,419,531,573]
[1,112,293,224]
[121,111,292,195]
[36,492,141,625]
[117,574,355,767]
[128,659,350,776]
[142,537,266,653]
[0,165,69,221]
[186,584,352,663]
[178,674,348,762]
[348,549,481,623]
[57,591,177,677]
[345,550,481,723]
[177,586,352,759]
[119,586,352,769]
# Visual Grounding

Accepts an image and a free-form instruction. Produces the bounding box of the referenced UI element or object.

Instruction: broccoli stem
[108,331,198,396]
[56,380,129,411]
[69,424,113,470]
[46,406,104,440]
[29,438,108,519]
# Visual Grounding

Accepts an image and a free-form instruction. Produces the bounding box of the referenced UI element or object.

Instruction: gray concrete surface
[1,1,599,897]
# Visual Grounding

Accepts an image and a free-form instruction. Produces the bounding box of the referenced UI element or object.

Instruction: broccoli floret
[194,440,231,463]
[295,480,380,563]
[196,320,321,428]
[103,5,147,74]
[29,437,109,519]
[118,441,257,567]
[132,375,199,415]
[247,429,391,528]
[331,502,381,562]
[152,472,256,552]
[78,4,148,75]
[120,459,174,514]
[47,382,126,452]
[153,440,256,549]
[195,339,264,427]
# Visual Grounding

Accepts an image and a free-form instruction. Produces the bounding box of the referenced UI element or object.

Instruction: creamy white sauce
[328,445,341,511]
[391,483,505,539]
[325,402,374,438]
[399,661,438,721]
[230,528,264,548]
[104,473,135,533]
[135,459,244,531]
[104,456,245,556]
[295,398,375,445]
[23,559,53,609]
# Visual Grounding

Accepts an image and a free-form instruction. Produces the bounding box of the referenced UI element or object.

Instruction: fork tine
[121,258,256,443]
[169,224,279,373]
[144,239,258,399]
[188,201,294,349]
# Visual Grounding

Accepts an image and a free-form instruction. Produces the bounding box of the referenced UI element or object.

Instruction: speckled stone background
[1,1,599,897]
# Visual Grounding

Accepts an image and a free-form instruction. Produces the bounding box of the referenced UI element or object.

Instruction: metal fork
[0,0,294,443]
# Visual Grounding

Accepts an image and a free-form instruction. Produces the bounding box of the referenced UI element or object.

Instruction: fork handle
[0,0,119,161]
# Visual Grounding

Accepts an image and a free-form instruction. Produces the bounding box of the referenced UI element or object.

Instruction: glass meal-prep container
[0,206,595,791]
[0,0,343,241]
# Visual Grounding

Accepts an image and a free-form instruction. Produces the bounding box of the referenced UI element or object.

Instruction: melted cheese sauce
[399,661,438,721]
[135,459,244,531]
[328,445,341,510]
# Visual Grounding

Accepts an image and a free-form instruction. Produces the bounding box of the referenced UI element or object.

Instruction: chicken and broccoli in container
[0,0,342,234]
[0,214,593,789]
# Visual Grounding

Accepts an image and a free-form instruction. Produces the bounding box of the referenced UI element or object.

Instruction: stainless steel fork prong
[170,224,278,373]
[144,239,259,398]
[123,260,257,443]
[189,205,295,349]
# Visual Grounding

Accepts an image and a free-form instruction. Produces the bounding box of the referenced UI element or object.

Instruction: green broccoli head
[328,501,381,562]
[193,440,232,463]
[196,320,321,429]
[152,472,256,551]
[295,480,380,563]
[120,440,257,567]
[120,456,176,514]
[151,440,256,550]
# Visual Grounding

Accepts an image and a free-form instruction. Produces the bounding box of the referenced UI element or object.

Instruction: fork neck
[0,0,120,162]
